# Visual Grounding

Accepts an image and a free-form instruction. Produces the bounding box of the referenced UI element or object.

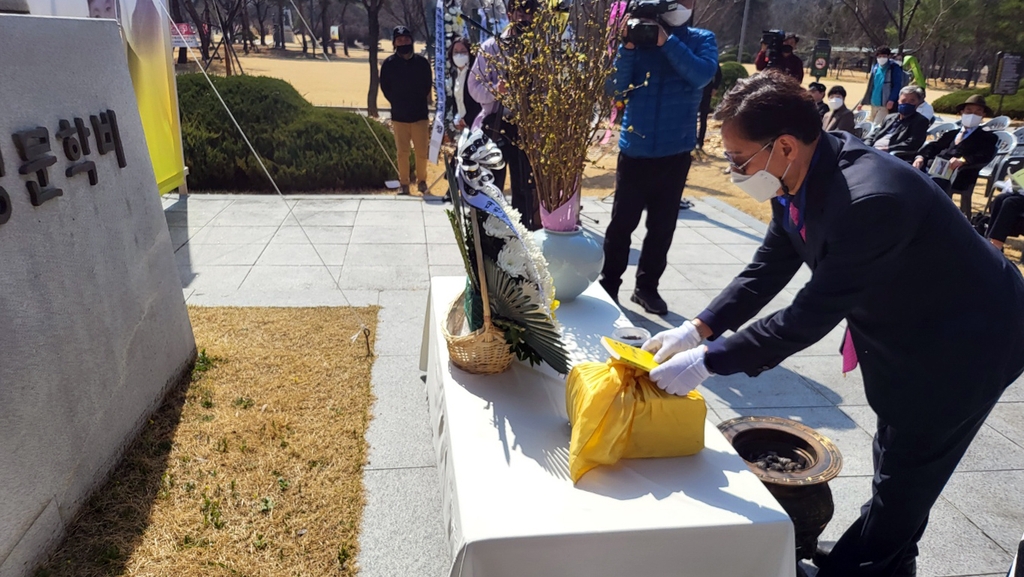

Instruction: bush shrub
[178,74,397,191]
[933,85,1024,120]
[712,61,750,108]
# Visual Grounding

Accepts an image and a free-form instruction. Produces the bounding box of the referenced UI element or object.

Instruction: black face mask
[397,44,413,55]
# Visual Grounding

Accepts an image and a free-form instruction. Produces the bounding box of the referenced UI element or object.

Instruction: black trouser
[600,151,691,292]
[483,113,537,230]
[988,192,1024,242]
[697,108,710,149]
[818,399,999,577]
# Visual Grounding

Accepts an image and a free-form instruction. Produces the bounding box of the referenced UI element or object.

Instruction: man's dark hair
[828,85,847,98]
[808,82,826,94]
[876,46,892,56]
[714,70,822,144]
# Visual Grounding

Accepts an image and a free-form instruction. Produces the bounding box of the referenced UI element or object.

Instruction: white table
[420,276,795,577]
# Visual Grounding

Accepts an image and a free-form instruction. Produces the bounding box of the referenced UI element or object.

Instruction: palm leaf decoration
[484,259,569,374]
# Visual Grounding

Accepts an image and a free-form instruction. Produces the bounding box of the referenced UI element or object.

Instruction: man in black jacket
[380,26,433,195]
[914,94,999,216]
[864,85,929,162]
[642,72,1024,577]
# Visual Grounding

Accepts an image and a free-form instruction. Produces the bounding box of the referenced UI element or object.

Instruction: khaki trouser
[870,105,890,126]
[392,119,429,186]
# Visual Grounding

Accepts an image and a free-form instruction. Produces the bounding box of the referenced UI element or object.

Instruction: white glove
[642,321,703,364]
[649,346,710,396]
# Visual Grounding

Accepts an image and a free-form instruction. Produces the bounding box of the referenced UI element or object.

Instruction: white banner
[428,0,447,164]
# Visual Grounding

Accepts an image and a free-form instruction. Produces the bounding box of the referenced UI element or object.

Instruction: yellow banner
[121,0,186,194]
[25,0,186,194]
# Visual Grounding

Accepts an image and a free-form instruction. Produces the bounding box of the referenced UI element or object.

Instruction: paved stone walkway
[165,193,1022,577]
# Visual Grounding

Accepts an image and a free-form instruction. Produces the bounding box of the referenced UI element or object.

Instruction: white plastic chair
[980,131,1018,196]
[854,121,874,140]
[1013,126,1024,144]
[928,122,957,138]
[853,109,868,123]
[983,115,1010,131]
[995,130,1017,154]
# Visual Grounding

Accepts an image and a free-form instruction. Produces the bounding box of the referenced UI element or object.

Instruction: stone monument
[0,14,196,576]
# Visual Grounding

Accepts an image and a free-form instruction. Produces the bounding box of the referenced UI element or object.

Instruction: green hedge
[712,61,750,108]
[178,74,396,191]
[933,82,1024,120]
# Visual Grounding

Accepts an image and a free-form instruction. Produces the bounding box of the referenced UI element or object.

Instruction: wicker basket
[442,291,514,374]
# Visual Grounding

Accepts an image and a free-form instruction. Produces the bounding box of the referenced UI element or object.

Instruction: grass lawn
[35,306,378,577]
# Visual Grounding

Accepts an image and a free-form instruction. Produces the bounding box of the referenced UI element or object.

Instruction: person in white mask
[913,93,998,216]
[447,37,481,133]
[821,85,855,134]
[643,70,1024,577]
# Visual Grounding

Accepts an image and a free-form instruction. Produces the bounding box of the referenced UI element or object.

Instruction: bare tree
[339,0,358,55]
[383,0,428,42]
[838,0,925,52]
[252,0,272,44]
[182,0,213,61]
[361,0,388,116]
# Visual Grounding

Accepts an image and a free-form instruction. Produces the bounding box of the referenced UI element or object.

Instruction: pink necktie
[789,202,806,241]
[842,328,858,373]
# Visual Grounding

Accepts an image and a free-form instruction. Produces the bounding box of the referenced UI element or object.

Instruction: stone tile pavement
[165,193,1023,577]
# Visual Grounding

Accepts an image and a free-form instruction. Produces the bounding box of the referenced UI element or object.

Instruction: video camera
[761,29,786,70]
[624,0,674,49]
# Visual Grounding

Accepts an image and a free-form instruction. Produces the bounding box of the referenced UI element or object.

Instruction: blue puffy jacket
[610,26,718,159]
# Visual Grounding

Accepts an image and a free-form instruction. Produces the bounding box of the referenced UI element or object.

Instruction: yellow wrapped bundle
[566,359,706,483]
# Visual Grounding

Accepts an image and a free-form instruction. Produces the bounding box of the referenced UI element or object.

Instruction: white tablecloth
[420,276,795,577]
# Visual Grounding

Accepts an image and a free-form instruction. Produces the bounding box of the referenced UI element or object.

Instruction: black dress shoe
[631,287,668,315]
[813,544,916,577]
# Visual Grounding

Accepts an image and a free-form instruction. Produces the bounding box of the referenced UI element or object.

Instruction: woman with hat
[914,94,998,217]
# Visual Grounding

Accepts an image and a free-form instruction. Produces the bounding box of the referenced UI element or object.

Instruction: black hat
[393,26,413,41]
[785,33,799,42]
[808,82,826,93]
[956,94,995,117]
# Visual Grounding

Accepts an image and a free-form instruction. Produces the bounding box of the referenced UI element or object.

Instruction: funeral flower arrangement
[486,0,622,227]
[445,129,569,373]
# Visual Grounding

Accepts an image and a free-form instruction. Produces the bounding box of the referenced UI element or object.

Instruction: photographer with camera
[600,0,718,315]
[755,32,803,82]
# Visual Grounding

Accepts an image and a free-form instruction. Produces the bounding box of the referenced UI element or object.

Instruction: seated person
[822,85,856,134]
[986,184,1024,252]
[864,86,929,162]
[917,99,934,122]
[914,94,999,217]
[808,82,828,118]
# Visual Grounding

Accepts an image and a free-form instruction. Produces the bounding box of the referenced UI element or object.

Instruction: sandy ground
[225,47,961,109]
[200,45,1021,260]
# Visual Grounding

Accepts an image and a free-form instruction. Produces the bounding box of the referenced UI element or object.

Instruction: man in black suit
[914,94,999,216]
[864,85,929,162]
[641,71,1024,577]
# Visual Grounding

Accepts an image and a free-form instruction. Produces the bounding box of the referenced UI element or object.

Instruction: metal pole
[737,0,751,63]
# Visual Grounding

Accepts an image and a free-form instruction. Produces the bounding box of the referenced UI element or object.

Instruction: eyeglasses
[724,140,775,173]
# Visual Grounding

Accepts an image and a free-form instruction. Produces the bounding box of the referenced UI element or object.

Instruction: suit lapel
[800,134,842,269]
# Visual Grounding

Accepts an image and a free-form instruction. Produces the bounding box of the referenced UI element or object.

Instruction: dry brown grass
[35,306,378,577]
